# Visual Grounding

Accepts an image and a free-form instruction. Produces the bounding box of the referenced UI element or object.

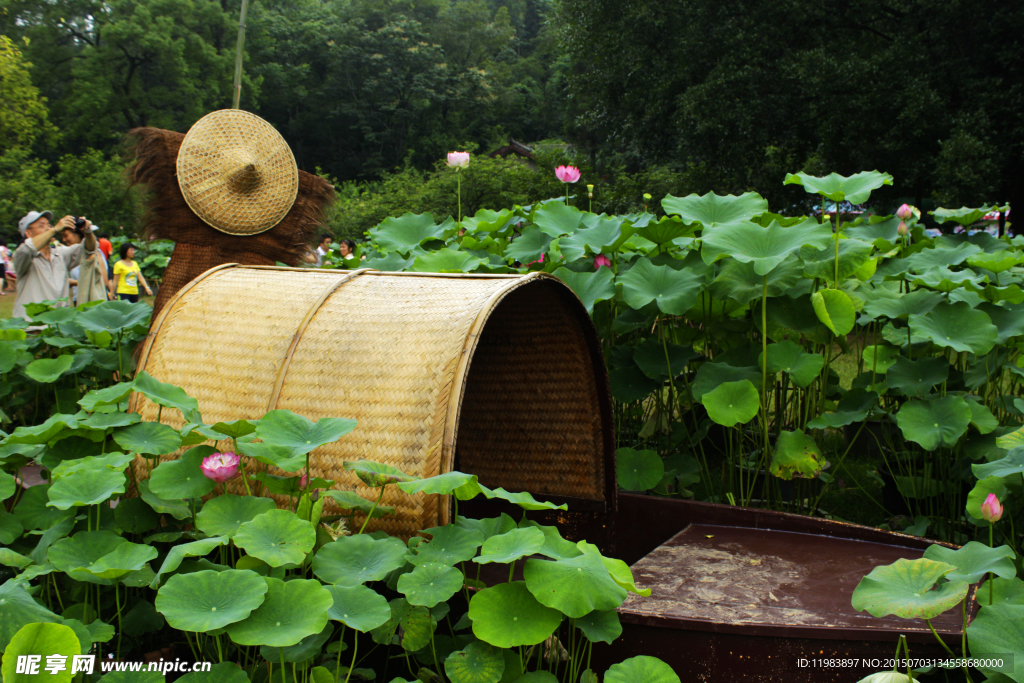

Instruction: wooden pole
[232,0,250,109]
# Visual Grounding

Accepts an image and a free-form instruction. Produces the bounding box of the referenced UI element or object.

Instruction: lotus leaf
[151,536,229,587]
[523,553,626,618]
[552,266,615,314]
[234,509,316,568]
[414,525,484,567]
[48,531,127,585]
[861,345,899,375]
[661,191,769,229]
[560,219,623,259]
[325,584,391,632]
[973,449,1024,480]
[631,339,699,381]
[968,250,1024,273]
[691,362,762,402]
[860,288,944,321]
[966,604,1024,682]
[575,609,622,644]
[0,581,63,651]
[0,548,31,568]
[979,303,1024,344]
[224,577,332,647]
[996,427,1024,451]
[132,371,201,422]
[909,301,998,355]
[0,510,23,545]
[576,541,648,596]
[78,381,135,412]
[0,470,14,501]
[909,267,987,293]
[852,558,967,619]
[112,422,182,455]
[895,396,972,451]
[617,258,705,314]
[784,171,893,204]
[966,477,1008,521]
[28,516,75,566]
[149,445,217,499]
[1,623,80,683]
[708,256,803,305]
[703,379,760,427]
[76,299,150,334]
[260,623,334,664]
[413,248,488,273]
[966,398,1000,434]
[701,218,831,276]
[47,453,131,509]
[770,430,825,480]
[80,541,157,580]
[802,239,873,282]
[364,252,415,271]
[532,201,584,237]
[923,542,1017,583]
[444,641,505,683]
[474,527,545,565]
[607,365,659,403]
[25,355,74,383]
[80,411,138,430]
[931,205,1001,226]
[616,448,664,491]
[198,419,257,440]
[236,441,307,472]
[256,410,356,455]
[811,288,856,336]
[397,562,464,607]
[886,356,949,397]
[312,534,408,586]
[482,487,567,511]
[4,413,79,445]
[319,490,395,518]
[604,655,681,683]
[468,582,562,647]
[397,471,477,496]
[369,212,447,254]
[343,460,416,487]
[456,514,518,544]
[398,605,436,651]
[977,577,1024,607]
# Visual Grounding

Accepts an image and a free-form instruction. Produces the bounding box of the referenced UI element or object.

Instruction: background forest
[0,0,1020,243]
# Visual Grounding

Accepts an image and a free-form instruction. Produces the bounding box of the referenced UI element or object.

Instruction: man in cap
[12,211,97,318]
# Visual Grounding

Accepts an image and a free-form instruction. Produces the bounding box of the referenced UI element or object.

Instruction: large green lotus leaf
[342,460,416,488]
[15,484,69,532]
[132,371,201,422]
[112,421,182,455]
[616,448,664,492]
[604,655,681,683]
[801,239,873,282]
[607,364,659,403]
[47,454,130,510]
[860,288,944,321]
[1,622,80,683]
[0,549,32,569]
[397,562,464,607]
[76,299,150,332]
[909,302,998,355]
[770,430,825,480]
[518,521,582,562]
[576,541,648,596]
[977,577,1024,607]
[861,345,899,375]
[968,250,1024,273]
[661,191,768,229]
[923,542,1018,584]
[364,252,415,272]
[481,487,567,512]
[967,604,1024,682]
[691,362,761,402]
[635,216,698,246]
[312,534,408,586]
[325,584,391,632]
[414,525,484,567]
[895,396,972,451]
[251,472,332,497]
[369,212,446,254]
[81,541,157,580]
[759,340,824,388]
[576,609,622,644]
[631,339,699,381]
[462,208,514,235]
[456,514,518,545]
[468,582,562,648]
[996,428,1024,451]
[260,623,334,665]
[48,531,126,585]
[27,517,75,567]
[523,553,627,618]
[195,494,276,539]
[931,205,1000,226]
[843,216,902,248]
[148,445,217,500]
[176,662,251,683]
[707,256,802,305]
[234,509,316,568]
[811,289,856,336]
[701,380,759,428]
[225,577,331,647]
[4,413,80,445]
[0,344,17,374]
[966,477,1009,521]
[852,557,967,619]
[80,411,139,431]
[236,441,306,473]
[886,356,949,398]
[907,242,983,272]
[701,218,831,276]
[319,490,395,518]
[784,170,893,204]
[973,449,1024,480]
[413,248,487,273]
[966,397,999,435]
[150,536,229,587]
[399,604,436,651]
[532,201,584,237]
[78,381,135,412]
[0,470,15,501]
[397,471,476,496]
[979,303,1024,344]
[552,267,615,314]
[617,258,704,314]
[0,510,23,545]
[473,527,545,565]
[0,581,63,652]
[25,355,74,383]
[909,267,987,293]
[560,220,623,260]
[443,641,505,683]
[197,419,257,440]
[256,410,356,455]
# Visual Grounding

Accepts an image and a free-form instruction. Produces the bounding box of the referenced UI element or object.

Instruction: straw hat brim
[176,110,299,236]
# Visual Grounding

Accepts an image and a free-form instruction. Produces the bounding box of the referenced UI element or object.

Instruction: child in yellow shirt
[109,242,153,303]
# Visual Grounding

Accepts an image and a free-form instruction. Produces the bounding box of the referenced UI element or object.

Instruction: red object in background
[98,237,113,259]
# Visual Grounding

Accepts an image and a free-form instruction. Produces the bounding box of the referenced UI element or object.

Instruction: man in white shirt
[314,234,331,267]
[12,211,96,318]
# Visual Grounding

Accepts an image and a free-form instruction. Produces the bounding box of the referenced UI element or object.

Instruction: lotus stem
[335,625,346,682]
[358,486,386,535]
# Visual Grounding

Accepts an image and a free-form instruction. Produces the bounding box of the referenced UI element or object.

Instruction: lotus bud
[446,151,470,169]
[300,472,308,489]
[896,203,913,220]
[981,493,1003,523]
[594,255,612,270]
[897,221,909,236]
[587,184,594,199]
[554,165,581,183]
[200,451,240,483]
[643,193,652,201]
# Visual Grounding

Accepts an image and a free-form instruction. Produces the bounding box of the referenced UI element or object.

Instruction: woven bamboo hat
[176,110,299,236]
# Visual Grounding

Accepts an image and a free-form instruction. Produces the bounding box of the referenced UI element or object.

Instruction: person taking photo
[109,242,153,302]
[12,211,97,318]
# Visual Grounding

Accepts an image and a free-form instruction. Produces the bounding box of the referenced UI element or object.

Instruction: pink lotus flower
[200,451,240,483]
[526,253,545,267]
[981,493,1003,523]
[594,255,612,269]
[300,472,308,489]
[555,165,581,183]
[446,151,470,169]
[897,221,909,237]
[896,204,913,220]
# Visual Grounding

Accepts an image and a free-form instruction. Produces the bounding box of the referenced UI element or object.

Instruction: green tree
[0,35,58,154]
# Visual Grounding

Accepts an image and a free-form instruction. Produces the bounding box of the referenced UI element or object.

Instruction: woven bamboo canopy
[130,266,616,537]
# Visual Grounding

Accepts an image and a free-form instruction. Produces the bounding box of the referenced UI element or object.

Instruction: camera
[73,217,87,234]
